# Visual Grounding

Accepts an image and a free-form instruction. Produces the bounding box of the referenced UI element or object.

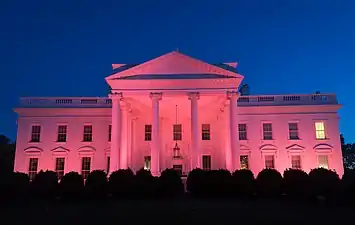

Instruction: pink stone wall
[14,101,344,177]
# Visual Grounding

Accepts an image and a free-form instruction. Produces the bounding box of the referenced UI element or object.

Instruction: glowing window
[265,155,275,169]
[318,155,329,169]
[291,155,301,169]
[55,157,65,180]
[144,156,151,170]
[238,124,247,140]
[81,157,91,179]
[240,155,249,169]
[202,155,211,170]
[315,122,326,139]
[28,158,38,181]
[201,124,210,140]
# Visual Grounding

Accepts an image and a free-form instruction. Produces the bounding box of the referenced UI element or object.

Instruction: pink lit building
[14,51,344,180]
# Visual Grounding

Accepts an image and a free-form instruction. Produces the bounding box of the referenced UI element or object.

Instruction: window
[55,158,65,180]
[202,155,211,170]
[108,125,112,142]
[288,123,299,140]
[240,155,249,169]
[265,155,275,169]
[315,122,326,140]
[57,125,67,142]
[30,125,41,142]
[83,125,93,142]
[238,124,247,140]
[263,123,273,140]
[28,158,38,181]
[106,156,110,174]
[291,155,301,169]
[145,125,152,141]
[201,124,210,140]
[318,155,329,169]
[144,156,151,170]
[81,157,91,179]
[173,124,182,141]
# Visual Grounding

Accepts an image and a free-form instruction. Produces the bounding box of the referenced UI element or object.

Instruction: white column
[119,101,129,169]
[109,93,122,173]
[188,92,200,169]
[227,91,239,171]
[150,93,162,176]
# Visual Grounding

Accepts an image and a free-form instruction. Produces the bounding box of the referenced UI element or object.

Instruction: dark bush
[232,169,255,198]
[158,168,184,197]
[342,169,355,201]
[108,169,135,198]
[135,168,156,197]
[0,172,29,203]
[204,169,233,197]
[309,168,340,200]
[85,170,108,200]
[30,170,58,200]
[186,168,206,196]
[256,169,283,197]
[282,169,309,198]
[60,171,84,201]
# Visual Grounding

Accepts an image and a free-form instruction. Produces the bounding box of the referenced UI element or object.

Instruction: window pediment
[260,144,277,154]
[24,146,43,156]
[313,143,333,153]
[78,146,96,155]
[51,146,70,156]
[286,144,305,152]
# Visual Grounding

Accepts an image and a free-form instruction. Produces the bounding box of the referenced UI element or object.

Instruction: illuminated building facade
[14,51,344,179]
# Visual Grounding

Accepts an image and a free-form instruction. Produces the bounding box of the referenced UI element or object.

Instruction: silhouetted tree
[30,170,58,201]
[341,169,355,201]
[341,134,355,170]
[186,168,206,197]
[0,135,15,175]
[85,170,108,200]
[108,169,135,198]
[309,168,340,200]
[0,172,29,204]
[158,168,184,197]
[282,169,309,199]
[256,169,283,197]
[232,169,255,198]
[135,168,156,198]
[60,171,84,201]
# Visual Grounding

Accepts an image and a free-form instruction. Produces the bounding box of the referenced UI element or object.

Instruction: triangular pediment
[106,51,243,80]
[286,144,305,151]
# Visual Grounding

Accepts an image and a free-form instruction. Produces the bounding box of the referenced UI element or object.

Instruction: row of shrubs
[1,167,355,203]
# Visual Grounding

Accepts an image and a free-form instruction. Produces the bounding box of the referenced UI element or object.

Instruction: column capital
[109,92,123,100]
[150,92,162,101]
[226,91,239,100]
[188,92,200,100]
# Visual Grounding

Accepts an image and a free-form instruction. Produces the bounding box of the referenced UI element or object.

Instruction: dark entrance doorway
[173,164,183,176]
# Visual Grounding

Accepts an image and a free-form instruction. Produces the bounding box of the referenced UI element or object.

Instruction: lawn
[2,199,353,225]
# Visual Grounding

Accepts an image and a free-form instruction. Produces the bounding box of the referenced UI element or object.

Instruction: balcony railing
[19,97,112,108]
[18,94,337,108]
[237,94,337,106]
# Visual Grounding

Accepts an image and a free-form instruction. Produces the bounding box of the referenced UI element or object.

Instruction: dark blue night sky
[1,0,354,142]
